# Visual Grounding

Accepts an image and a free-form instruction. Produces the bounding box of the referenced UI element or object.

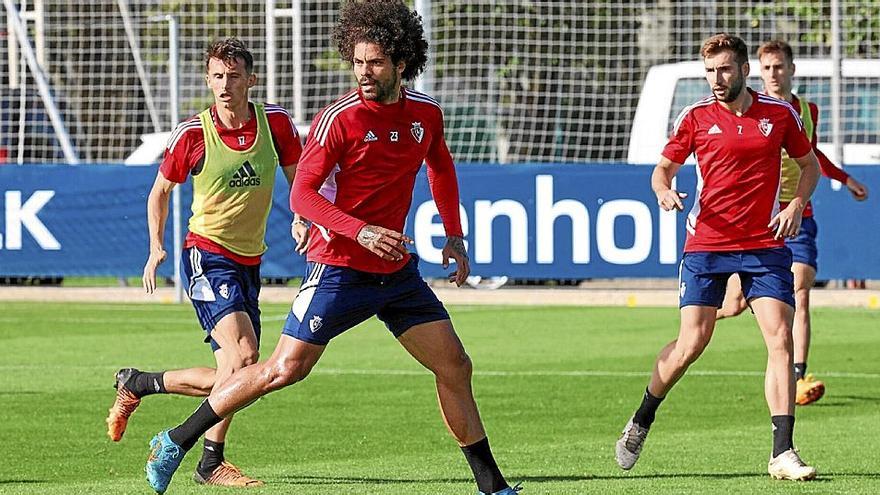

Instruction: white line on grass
[315,368,880,380]
[0,314,291,325]
[0,365,876,379]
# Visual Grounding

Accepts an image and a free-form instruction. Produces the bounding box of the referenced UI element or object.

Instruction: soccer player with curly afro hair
[144,3,518,494]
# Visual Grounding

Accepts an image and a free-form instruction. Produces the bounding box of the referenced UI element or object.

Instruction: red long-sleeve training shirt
[291,88,462,274]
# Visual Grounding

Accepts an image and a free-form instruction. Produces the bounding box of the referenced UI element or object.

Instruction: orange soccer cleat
[795,374,825,406]
[193,461,265,487]
[106,368,142,441]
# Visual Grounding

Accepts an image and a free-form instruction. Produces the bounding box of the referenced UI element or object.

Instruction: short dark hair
[205,38,254,74]
[700,33,749,66]
[757,39,794,64]
[332,0,428,81]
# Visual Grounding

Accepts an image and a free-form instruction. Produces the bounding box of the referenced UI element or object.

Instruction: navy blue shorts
[679,247,795,309]
[181,247,262,351]
[282,255,450,346]
[785,217,818,270]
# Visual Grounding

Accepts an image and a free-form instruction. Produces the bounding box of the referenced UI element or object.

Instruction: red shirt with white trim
[662,89,813,252]
[291,88,463,274]
[159,102,302,265]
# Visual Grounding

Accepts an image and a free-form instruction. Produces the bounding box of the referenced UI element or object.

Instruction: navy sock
[771,415,795,457]
[632,388,664,429]
[793,362,807,381]
[461,437,507,494]
[168,400,223,451]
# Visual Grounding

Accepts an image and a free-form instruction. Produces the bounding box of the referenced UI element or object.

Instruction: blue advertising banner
[0,165,301,278]
[1,163,878,279]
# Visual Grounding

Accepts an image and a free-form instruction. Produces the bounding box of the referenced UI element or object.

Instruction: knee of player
[763,327,794,354]
[242,349,259,367]
[794,287,811,307]
[270,358,313,388]
[676,340,709,365]
[437,351,473,382]
[722,299,748,317]
[226,350,259,371]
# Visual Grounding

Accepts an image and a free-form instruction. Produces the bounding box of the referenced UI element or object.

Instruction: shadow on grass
[273,471,880,485]
[271,473,764,485]
[0,480,45,484]
[810,395,880,408]
[829,395,880,403]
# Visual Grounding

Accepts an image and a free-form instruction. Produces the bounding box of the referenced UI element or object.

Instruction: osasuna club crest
[309,315,323,332]
[758,118,773,137]
[410,121,424,143]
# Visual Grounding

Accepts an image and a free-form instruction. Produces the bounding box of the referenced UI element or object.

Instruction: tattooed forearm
[448,236,468,259]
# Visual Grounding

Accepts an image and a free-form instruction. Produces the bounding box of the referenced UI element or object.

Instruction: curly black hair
[332,0,428,81]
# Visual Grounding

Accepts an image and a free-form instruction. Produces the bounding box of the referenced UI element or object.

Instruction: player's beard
[369,70,400,104]
[718,70,745,103]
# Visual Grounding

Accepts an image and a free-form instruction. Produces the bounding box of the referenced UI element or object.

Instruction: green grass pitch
[1,301,878,494]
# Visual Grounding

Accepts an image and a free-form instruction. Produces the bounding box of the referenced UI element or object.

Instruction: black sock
[771,415,795,457]
[632,388,665,429]
[168,400,223,451]
[461,437,507,494]
[793,362,807,381]
[198,439,225,477]
[129,371,166,397]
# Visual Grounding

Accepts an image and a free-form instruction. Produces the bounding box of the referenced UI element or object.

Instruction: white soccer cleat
[615,417,649,470]
[768,449,817,481]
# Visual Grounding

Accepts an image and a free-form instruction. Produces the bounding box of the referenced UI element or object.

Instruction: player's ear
[397,60,406,76]
[247,73,257,88]
[741,61,750,77]
[790,63,796,76]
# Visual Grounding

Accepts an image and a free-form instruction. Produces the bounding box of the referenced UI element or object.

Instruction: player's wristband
[292,219,310,227]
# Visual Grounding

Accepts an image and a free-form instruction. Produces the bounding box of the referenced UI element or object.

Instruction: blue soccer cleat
[145,430,185,493]
[479,482,522,495]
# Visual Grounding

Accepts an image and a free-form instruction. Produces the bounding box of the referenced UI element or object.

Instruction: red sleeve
[158,120,203,183]
[781,107,812,159]
[808,102,850,182]
[425,113,463,237]
[661,110,695,164]
[267,109,303,168]
[290,112,366,239]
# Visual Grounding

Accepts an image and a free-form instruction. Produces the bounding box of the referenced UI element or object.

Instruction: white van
[627,59,880,166]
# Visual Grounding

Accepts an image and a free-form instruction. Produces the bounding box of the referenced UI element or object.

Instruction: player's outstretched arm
[652,156,687,211]
[424,122,467,285]
[142,174,176,293]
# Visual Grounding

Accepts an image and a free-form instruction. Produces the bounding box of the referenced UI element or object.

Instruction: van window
[794,78,880,145]
[668,77,880,145]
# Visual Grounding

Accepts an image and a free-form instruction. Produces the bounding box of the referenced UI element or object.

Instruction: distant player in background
[142,2,517,494]
[615,33,820,480]
[107,37,306,487]
[716,39,869,406]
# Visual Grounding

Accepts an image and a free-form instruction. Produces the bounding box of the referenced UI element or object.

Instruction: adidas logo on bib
[363,130,378,142]
[228,160,261,187]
